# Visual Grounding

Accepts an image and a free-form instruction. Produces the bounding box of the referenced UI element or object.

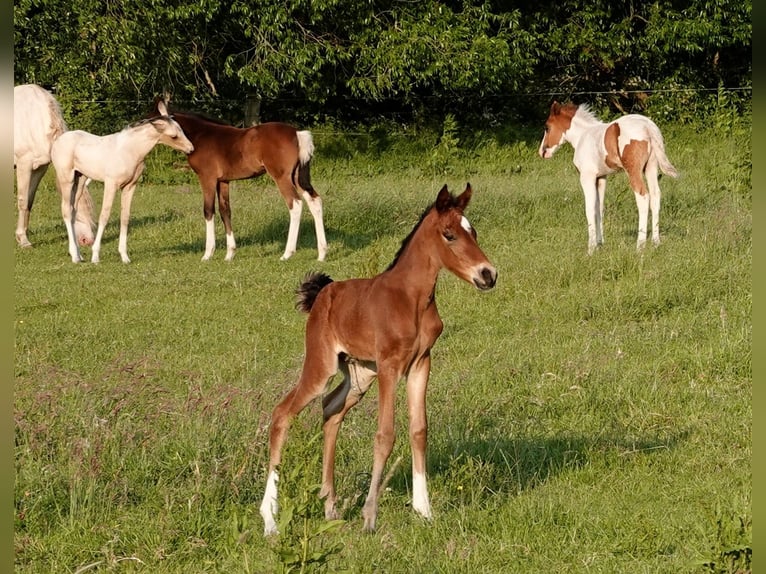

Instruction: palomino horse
[156,105,327,262]
[539,101,678,254]
[50,99,194,263]
[13,84,95,248]
[260,184,497,535]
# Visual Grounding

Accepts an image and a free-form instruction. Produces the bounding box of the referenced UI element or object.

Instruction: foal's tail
[296,271,334,313]
[292,130,316,194]
[648,122,679,178]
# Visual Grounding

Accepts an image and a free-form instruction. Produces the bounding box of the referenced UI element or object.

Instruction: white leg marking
[260,470,280,535]
[412,471,432,519]
[225,231,236,261]
[281,200,303,260]
[303,192,327,261]
[202,218,215,261]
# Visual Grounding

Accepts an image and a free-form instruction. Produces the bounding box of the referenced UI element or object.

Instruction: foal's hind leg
[260,347,339,535]
[320,359,377,520]
[58,173,84,262]
[270,173,304,260]
[92,180,119,263]
[216,181,237,261]
[645,159,662,246]
[300,190,328,261]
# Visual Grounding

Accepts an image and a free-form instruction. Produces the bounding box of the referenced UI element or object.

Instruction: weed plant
[14,117,750,573]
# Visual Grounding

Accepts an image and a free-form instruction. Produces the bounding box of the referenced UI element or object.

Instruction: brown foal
[260,183,497,534]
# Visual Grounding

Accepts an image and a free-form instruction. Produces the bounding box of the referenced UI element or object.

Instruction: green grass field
[14,119,751,573]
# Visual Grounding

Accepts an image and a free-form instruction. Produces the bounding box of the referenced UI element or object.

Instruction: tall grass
[15,118,750,573]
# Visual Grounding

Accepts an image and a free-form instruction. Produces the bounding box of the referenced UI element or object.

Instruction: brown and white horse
[539,101,678,254]
[156,106,327,262]
[13,84,95,249]
[50,99,194,263]
[260,183,497,535]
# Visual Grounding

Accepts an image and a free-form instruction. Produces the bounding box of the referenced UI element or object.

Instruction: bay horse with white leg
[539,101,678,254]
[50,99,194,263]
[13,84,95,248]
[154,103,327,262]
[260,183,497,535]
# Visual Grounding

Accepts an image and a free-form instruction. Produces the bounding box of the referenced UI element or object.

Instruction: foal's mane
[170,109,233,127]
[385,194,458,271]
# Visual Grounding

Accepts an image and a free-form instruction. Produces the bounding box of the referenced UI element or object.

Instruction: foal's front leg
[117,182,137,263]
[579,172,600,255]
[217,181,237,261]
[406,354,433,521]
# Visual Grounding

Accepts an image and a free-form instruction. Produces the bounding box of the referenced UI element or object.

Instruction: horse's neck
[117,124,160,160]
[565,113,604,149]
[384,232,441,301]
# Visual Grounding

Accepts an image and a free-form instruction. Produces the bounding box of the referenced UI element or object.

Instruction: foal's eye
[442,230,456,242]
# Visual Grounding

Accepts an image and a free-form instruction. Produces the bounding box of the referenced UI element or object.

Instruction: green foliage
[14,0,750,131]
[272,436,345,574]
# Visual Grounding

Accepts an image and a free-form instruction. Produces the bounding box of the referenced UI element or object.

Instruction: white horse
[14,84,95,248]
[539,101,678,254]
[50,100,194,263]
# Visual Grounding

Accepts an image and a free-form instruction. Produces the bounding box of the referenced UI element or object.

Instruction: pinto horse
[50,99,194,263]
[14,84,95,248]
[157,106,327,262]
[260,184,497,535]
[539,101,678,254]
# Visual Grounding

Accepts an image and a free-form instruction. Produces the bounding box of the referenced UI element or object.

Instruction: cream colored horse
[13,84,95,248]
[50,100,194,263]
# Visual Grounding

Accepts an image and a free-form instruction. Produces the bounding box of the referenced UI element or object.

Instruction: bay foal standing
[539,101,678,254]
[158,106,327,262]
[260,184,497,535]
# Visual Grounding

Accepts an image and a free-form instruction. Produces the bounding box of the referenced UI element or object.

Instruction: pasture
[14,119,751,573]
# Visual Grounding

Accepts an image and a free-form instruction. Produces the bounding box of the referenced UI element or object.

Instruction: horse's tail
[296,271,333,313]
[292,130,316,194]
[648,122,679,178]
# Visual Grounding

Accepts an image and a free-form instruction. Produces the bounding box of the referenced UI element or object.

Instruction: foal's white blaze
[260,470,280,535]
[460,216,472,233]
[411,471,432,519]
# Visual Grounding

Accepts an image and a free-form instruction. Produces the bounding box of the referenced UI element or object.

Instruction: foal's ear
[455,183,473,211]
[551,101,561,115]
[157,99,169,117]
[435,184,451,211]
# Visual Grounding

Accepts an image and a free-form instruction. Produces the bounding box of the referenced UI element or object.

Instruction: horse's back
[14,84,67,167]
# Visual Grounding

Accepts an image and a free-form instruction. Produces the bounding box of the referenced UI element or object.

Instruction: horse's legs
[579,172,599,255]
[260,346,339,535]
[645,160,662,246]
[362,366,400,532]
[406,354,433,520]
[320,359,376,520]
[15,162,48,247]
[216,181,237,261]
[117,183,137,263]
[271,174,303,260]
[628,166,651,251]
[595,176,607,247]
[58,173,83,262]
[300,190,328,262]
[200,177,218,261]
[92,181,119,263]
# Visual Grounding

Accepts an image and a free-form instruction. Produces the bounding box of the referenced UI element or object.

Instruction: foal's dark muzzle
[474,266,497,291]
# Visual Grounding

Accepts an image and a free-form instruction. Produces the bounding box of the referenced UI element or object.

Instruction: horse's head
[431,184,497,291]
[539,101,577,159]
[151,99,195,155]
